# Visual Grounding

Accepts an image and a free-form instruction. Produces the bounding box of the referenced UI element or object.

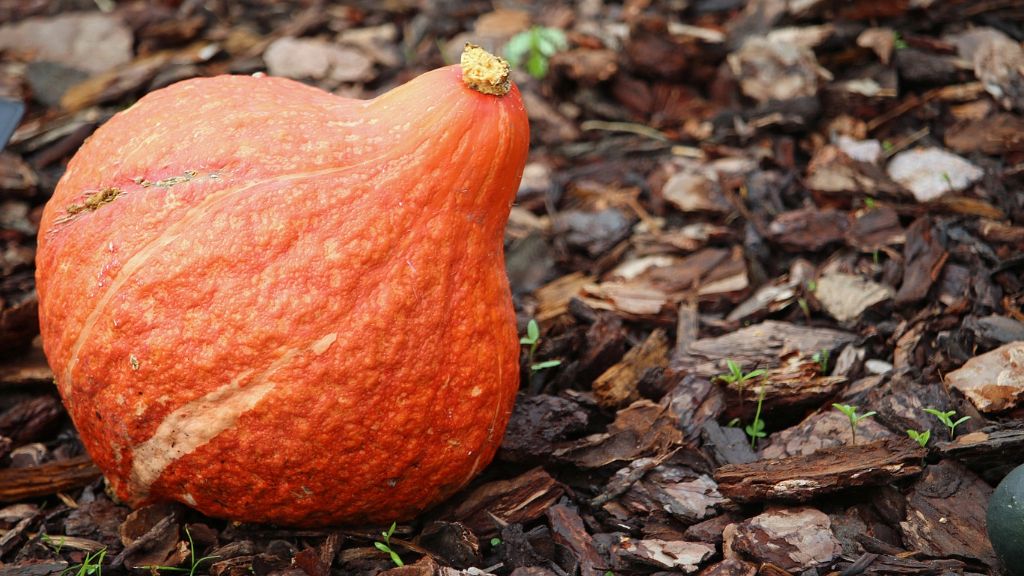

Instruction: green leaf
[505,32,533,66]
[389,551,404,567]
[952,416,971,427]
[375,542,390,553]
[527,319,539,342]
[526,51,548,79]
[742,368,766,381]
[531,359,562,371]
[490,537,502,546]
[832,403,856,418]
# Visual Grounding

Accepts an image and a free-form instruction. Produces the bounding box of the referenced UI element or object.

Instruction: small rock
[887,147,983,202]
[263,37,374,83]
[836,135,882,164]
[865,359,893,374]
[728,507,841,572]
[814,272,893,323]
[0,12,133,74]
[612,537,716,573]
[727,37,824,103]
[946,341,1024,413]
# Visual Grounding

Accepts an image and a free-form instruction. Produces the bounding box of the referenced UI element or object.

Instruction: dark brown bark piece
[499,394,589,463]
[0,344,53,387]
[592,329,669,408]
[684,512,742,545]
[698,559,757,576]
[899,460,997,570]
[610,537,715,573]
[846,205,905,252]
[945,113,1024,154]
[552,399,683,469]
[449,468,564,536]
[895,217,947,306]
[209,556,255,576]
[0,396,62,446]
[291,533,341,576]
[546,503,603,576]
[701,420,756,466]
[665,373,724,445]
[768,208,850,252]
[837,554,966,575]
[0,455,101,503]
[715,437,925,503]
[671,320,856,379]
[417,522,479,570]
[727,507,841,572]
[934,425,1024,483]
[0,562,69,576]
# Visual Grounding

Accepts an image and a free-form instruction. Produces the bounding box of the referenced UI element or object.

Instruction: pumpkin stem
[460,44,511,96]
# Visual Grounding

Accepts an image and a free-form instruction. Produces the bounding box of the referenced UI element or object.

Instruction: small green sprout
[490,537,502,547]
[521,319,562,378]
[864,197,877,209]
[726,417,741,428]
[812,349,830,374]
[139,527,220,576]
[941,172,953,191]
[41,534,66,555]
[893,31,909,50]
[882,140,894,153]
[832,403,876,446]
[718,359,766,403]
[924,408,970,439]
[907,429,931,448]
[505,26,568,79]
[375,522,404,567]
[797,297,811,318]
[745,386,767,449]
[62,547,107,576]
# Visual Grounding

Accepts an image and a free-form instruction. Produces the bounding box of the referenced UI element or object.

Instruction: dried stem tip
[461,44,511,96]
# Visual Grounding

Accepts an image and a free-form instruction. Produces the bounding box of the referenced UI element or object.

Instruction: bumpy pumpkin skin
[35,62,529,526]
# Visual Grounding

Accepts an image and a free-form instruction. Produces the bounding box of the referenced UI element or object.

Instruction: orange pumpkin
[35,45,529,526]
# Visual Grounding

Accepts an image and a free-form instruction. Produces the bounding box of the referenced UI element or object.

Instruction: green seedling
[505,26,568,79]
[893,31,909,50]
[924,408,970,439]
[41,534,66,555]
[520,319,562,381]
[139,527,220,576]
[864,197,877,209]
[490,537,502,547]
[717,359,766,402]
[832,403,876,446]
[375,522,404,567]
[907,428,931,448]
[62,547,106,576]
[745,386,767,449]
[812,349,830,374]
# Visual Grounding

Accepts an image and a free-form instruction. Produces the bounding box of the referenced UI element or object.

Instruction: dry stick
[0,455,101,502]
